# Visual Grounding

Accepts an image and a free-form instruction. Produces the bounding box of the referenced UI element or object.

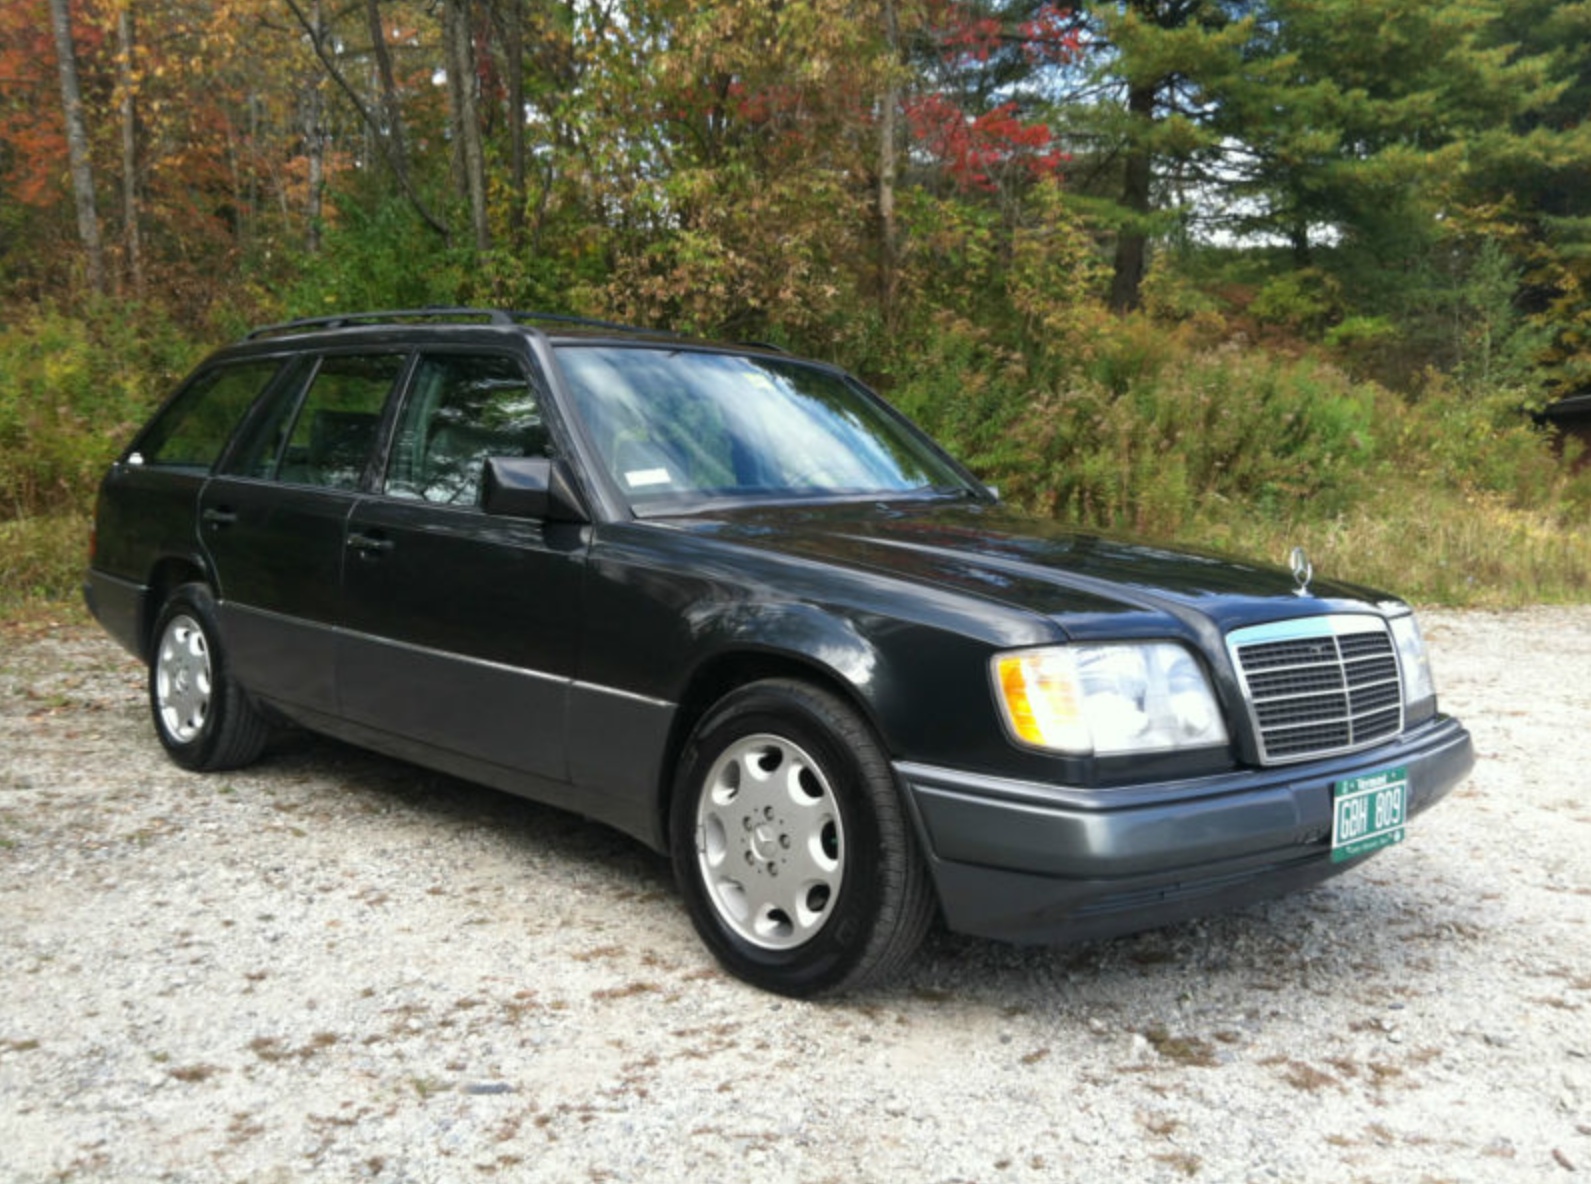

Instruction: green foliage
[1138,254,1227,326]
[0,303,201,519]
[2,0,1589,612]
[1249,269,1340,334]
[894,312,1591,605]
[0,514,91,608]
[1311,231,1559,392]
[285,195,474,315]
[1025,341,1373,531]
[891,315,1033,473]
[1323,316,1396,352]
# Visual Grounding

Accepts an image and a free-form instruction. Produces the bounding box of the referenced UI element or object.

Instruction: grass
[0,515,93,617]
[1178,488,1591,607]
[892,320,1591,608]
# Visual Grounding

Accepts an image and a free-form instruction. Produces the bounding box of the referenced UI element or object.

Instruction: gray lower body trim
[222,600,678,850]
[897,716,1474,944]
[84,570,147,660]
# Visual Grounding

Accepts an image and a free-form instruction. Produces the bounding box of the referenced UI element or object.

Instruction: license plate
[1331,767,1408,863]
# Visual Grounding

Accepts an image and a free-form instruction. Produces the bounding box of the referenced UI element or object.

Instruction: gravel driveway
[1,608,1588,1183]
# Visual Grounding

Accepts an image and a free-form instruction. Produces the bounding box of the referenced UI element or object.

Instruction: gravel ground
[0,608,1588,1183]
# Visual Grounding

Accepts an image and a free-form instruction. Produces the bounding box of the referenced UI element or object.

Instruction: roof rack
[245,308,512,339]
[504,310,669,336]
[244,307,670,341]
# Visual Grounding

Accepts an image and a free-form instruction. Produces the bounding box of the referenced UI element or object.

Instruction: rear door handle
[346,531,395,556]
[201,507,237,528]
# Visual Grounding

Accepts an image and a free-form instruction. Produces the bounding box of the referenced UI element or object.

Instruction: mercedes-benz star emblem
[1289,546,1313,597]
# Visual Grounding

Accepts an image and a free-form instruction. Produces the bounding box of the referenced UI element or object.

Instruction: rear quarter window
[135,360,285,472]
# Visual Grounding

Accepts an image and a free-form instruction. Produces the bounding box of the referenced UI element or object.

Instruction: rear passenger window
[272,354,406,490]
[385,355,549,506]
[135,360,283,471]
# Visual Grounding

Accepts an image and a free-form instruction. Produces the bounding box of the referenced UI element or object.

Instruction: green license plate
[1331,767,1408,863]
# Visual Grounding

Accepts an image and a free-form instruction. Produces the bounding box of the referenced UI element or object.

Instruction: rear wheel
[671,679,935,997]
[149,583,270,771]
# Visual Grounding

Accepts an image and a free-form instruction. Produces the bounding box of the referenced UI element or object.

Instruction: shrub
[0,514,91,607]
[957,341,1380,535]
[0,303,201,519]
[890,315,1590,604]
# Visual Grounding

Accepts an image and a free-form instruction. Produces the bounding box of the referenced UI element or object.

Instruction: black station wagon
[85,309,1475,996]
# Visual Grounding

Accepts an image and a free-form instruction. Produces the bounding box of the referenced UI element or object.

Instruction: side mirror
[482,456,588,523]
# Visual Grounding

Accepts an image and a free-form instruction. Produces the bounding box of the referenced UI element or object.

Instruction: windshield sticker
[625,467,672,488]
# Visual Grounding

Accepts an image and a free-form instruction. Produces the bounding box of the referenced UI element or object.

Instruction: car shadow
[247,726,1468,1012]
[890,866,1477,1020]
[257,725,677,894]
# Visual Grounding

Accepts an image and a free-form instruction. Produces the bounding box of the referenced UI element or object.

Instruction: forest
[2,0,1589,608]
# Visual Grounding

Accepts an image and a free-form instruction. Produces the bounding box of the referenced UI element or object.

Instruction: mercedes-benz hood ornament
[1289,546,1314,597]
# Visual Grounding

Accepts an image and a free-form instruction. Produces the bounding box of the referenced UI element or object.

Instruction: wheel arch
[141,555,215,658]
[655,645,894,858]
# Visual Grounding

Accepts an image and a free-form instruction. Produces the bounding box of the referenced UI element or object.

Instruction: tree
[114,1,142,296]
[1474,0,1591,391]
[284,0,455,245]
[47,0,105,295]
[1226,3,1561,254]
[443,0,490,251]
[1047,1,1254,312]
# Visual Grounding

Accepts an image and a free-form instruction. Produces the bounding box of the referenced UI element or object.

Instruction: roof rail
[245,307,672,341]
[245,308,516,339]
[503,310,670,335]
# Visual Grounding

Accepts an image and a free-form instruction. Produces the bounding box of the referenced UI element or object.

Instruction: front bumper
[895,715,1474,944]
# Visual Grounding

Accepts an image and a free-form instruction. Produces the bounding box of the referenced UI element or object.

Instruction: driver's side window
[385,355,549,506]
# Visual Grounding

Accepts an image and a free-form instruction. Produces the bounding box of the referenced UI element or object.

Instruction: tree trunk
[502,0,527,245]
[1108,78,1156,314]
[48,0,106,296]
[303,0,326,253]
[305,96,325,253]
[116,5,143,298]
[444,0,491,253]
[361,0,452,241]
[443,1,468,197]
[1289,218,1311,270]
[877,0,900,326]
[243,92,261,248]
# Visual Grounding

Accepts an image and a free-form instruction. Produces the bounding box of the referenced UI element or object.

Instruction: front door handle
[346,531,395,556]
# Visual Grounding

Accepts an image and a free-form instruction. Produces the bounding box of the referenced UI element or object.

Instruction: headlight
[1388,612,1436,715]
[993,643,1229,757]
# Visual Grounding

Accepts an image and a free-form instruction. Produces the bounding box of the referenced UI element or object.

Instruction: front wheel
[670,679,935,997]
[149,583,270,772]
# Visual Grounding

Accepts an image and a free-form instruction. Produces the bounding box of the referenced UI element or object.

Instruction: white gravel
[0,608,1588,1183]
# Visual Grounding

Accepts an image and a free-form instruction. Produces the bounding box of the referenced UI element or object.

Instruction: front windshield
[554,346,976,514]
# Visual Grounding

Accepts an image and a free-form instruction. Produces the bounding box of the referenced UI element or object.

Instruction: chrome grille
[1227,616,1404,764]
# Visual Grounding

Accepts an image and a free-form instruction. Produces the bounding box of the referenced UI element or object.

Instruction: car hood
[655,500,1396,639]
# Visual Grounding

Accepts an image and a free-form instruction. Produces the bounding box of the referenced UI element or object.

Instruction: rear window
[276,354,405,490]
[135,360,284,471]
[222,353,406,489]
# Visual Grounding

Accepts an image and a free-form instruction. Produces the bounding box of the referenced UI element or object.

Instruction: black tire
[670,678,935,997]
[148,583,271,772]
